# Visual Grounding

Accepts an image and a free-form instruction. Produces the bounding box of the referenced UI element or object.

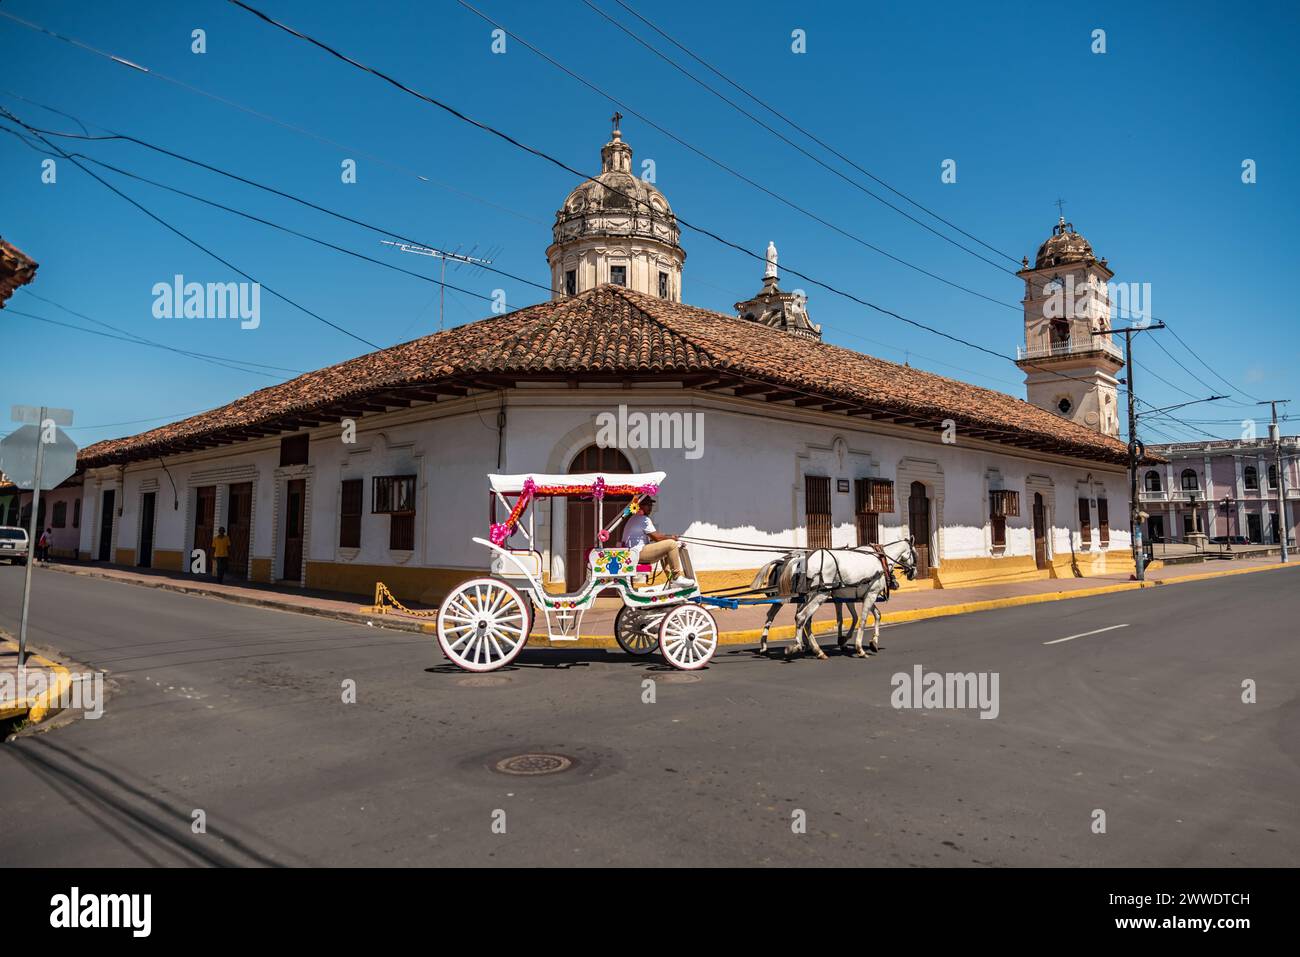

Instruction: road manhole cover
[494,753,574,776]
[655,673,702,684]
[457,675,512,688]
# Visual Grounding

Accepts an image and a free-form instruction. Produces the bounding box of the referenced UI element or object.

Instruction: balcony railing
[1017,334,1124,362]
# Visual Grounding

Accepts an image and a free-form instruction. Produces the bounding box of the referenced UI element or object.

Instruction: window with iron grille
[279,433,309,467]
[805,475,832,549]
[989,490,1020,518]
[853,479,881,546]
[1098,498,1110,546]
[1078,497,1092,546]
[372,475,416,514]
[389,513,415,551]
[53,501,67,528]
[339,479,363,549]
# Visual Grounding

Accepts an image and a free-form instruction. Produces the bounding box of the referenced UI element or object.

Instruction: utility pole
[1119,321,1166,581]
[1258,399,1291,563]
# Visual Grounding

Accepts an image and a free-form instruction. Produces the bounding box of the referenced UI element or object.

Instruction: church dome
[560,158,674,218]
[546,119,685,302]
[1034,217,1096,269]
[551,123,680,247]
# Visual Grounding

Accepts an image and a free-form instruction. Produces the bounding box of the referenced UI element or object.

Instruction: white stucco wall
[78,385,1131,585]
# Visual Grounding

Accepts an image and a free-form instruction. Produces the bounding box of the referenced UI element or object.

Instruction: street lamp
[1220,495,1235,550]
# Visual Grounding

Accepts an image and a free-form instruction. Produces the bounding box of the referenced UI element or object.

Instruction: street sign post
[0,406,77,667]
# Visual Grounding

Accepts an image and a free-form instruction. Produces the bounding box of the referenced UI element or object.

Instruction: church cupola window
[610,265,627,287]
[658,271,669,298]
[564,270,576,296]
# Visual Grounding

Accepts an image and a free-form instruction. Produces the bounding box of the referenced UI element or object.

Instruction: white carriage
[435,471,719,672]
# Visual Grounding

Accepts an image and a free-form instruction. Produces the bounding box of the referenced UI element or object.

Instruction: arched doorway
[908,481,931,578]
[1032,492,1047,569]
[565,445,634,591]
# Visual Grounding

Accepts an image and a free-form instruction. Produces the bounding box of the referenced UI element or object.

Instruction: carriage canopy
[487,471,666,495]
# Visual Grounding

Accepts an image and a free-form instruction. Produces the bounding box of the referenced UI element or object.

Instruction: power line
[226,0,1086,380]
[602,0,1024,267]
[18,289,305,374]
[0,115,561,302]
[576,0,1020,270]
[0,16,546,225]
[455,0,1016,310]
[5,308,294,380]
[1,106,382,350]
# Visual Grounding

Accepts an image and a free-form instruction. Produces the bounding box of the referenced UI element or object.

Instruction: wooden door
[564,446,632,592]
[908,481,931,578]
[193,485,216,573]
[97,489,115,562]
[284,479,305,582]
[1032,492,1047,569]
[138,492,156,568]
[227,482,252,578]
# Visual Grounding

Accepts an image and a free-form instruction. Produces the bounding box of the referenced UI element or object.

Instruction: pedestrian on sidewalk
[37,527,52,564]
[212,526,231,584]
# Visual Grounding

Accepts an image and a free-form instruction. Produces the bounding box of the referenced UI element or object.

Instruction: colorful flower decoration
[489,476,662,542]
[627,501,640,514]
[598,529,609,542]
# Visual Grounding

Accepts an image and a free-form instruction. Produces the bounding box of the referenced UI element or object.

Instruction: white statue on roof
[764,241,778,281]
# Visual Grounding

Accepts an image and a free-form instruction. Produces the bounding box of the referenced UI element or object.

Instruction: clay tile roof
[0,238,38,308]
[79,285,1150,468]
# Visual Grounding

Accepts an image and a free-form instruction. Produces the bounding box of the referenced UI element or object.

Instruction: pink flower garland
[489,476,659,545]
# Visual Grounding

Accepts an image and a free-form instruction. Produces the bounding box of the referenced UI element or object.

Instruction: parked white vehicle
[0,526,30,565]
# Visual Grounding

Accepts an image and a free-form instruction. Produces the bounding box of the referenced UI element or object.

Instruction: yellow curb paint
[0,639,73,724]
[403,561,1299,647]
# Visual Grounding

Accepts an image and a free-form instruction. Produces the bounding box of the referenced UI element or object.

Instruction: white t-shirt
[622,514,656,548]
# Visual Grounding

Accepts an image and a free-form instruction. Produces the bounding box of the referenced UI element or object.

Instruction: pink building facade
[1141,437,1299,545]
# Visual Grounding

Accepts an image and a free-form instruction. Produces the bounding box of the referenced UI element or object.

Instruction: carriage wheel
[657,605,718,671]
[614,606,662,656]
[437,577,531,672]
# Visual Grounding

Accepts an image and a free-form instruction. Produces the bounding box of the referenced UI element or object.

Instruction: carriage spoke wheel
[614,606,662,656]
[658,605,718,671]
[437,577,530,672]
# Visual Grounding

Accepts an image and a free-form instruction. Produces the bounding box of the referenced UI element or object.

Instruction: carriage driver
[621,497,695,589]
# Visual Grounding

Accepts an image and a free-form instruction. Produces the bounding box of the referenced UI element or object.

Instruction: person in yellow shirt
[212,527,231,583]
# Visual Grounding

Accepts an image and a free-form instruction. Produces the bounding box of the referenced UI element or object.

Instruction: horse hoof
[815,652,828,661]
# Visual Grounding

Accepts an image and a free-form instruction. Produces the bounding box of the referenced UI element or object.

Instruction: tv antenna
[381,241,497,331]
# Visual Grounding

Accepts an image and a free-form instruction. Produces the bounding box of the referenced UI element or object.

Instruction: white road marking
[1044,623,1130,645]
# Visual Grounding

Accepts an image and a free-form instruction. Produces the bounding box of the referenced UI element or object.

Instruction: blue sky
[1,0,1296,448]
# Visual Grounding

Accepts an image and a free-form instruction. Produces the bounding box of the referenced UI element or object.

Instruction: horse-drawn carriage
[435,471,719,672]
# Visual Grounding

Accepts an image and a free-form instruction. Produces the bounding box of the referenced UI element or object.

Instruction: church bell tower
[1015,215,1124,437]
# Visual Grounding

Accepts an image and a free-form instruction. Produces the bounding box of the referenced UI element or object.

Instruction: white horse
[753,538,918,659]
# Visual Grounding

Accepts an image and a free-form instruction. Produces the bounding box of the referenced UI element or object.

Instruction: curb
[45,557,1298,649]
[1,638,73,724]
[45,563,432,635]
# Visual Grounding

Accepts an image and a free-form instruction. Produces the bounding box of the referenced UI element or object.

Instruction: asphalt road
[1,563,1297,866]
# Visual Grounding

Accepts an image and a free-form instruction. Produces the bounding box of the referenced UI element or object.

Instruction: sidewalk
[38,555,1300,648]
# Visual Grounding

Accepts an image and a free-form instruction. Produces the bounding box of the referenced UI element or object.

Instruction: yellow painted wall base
[153,549,184,571]
[306,560,475,604]
[250,558,273,583]
[114,548,136,566]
